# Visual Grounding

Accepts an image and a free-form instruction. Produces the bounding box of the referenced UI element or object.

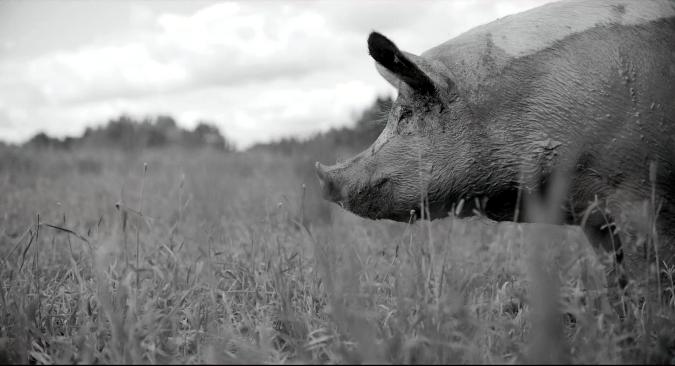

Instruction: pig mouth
[345,195,452,222]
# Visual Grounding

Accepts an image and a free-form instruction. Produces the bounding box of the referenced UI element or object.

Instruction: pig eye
[395,107,414,134]
[399,107,413,121]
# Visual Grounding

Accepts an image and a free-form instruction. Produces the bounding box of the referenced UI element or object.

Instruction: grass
[0,146,674,364]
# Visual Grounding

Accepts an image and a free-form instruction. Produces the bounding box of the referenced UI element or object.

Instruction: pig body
[315,0,675,286]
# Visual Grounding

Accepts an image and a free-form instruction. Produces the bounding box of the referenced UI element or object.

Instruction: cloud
[311,1,435,35]
[8,2,368,105]
[0,107,28,142]
[20,43,189,104]
[0,108,15,128]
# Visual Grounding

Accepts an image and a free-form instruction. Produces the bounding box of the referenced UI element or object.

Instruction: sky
[0,0,555,149]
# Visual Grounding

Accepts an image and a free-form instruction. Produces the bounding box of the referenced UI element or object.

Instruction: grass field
[1,146,674,364]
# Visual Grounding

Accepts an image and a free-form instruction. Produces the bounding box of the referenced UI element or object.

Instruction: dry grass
[0,146,674,364]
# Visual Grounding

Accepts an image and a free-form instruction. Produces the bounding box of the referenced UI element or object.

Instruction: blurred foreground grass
[0,146,674,364]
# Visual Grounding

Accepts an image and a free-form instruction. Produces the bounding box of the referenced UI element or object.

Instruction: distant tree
[26,132,52,148]
[62,136,76,149]
[155,115,177,130]
[68,114,232,151]
[25,132,70,150]
[193,121,235,151]
[105,115,138,149]
[146,127,168,147]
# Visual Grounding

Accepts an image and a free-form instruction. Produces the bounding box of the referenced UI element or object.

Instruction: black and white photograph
[1,0,674,363]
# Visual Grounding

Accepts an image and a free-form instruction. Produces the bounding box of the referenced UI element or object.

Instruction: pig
[315,0,675,288]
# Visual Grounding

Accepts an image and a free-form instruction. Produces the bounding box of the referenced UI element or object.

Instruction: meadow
[0,145,674,364]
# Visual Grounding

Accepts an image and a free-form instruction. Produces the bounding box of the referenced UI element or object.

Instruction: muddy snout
[315,162,345,206]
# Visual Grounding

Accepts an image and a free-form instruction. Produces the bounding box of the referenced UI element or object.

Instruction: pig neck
[444,101,563,223]
[421,99,524,222]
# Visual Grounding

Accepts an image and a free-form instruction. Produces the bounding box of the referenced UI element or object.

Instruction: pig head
[315,32,514,222]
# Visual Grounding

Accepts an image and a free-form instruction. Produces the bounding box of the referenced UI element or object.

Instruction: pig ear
[368,32,436,95]
[374,63,403,90]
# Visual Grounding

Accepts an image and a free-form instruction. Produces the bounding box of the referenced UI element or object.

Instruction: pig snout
[315,162,345,207]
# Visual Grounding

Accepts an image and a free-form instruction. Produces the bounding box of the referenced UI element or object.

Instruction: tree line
[25,115,235,152]
[22,94,393,155]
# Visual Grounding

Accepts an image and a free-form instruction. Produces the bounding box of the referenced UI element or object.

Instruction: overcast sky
[0,0,554,149]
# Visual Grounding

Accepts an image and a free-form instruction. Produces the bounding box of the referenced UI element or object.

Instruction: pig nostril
[324,180,340,201]
[314,162,347,205]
